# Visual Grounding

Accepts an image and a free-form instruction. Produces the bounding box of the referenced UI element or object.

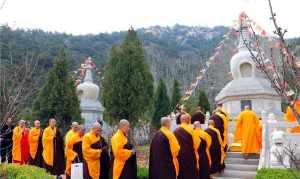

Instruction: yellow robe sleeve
[82,134,101,160]
[42,127,56,166]
[65,134,81,176]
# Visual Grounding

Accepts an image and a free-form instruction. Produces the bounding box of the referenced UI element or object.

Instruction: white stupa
[215,22,282,119]
[76,58,105,130]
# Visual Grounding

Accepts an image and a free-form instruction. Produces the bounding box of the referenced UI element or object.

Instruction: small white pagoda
[76,57,105,129]
[215,23,282,119]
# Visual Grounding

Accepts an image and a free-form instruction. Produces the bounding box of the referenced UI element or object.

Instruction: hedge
[0,164,53,179]
[138,167,148,179]
[255,168,300,179]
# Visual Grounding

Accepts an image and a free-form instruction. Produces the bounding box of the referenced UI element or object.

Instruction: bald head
[244,105,250,110]
[92,122,102,135]
[71,121,79,132]
[161,117,171,129]
[49,118,56,128]
[34,120,41,128]
[193,121,201,129]
[180,114,189,124]
[208,120,215,126]
[119,119,130,135]
[19,120,25,128]
[78,124,85,136]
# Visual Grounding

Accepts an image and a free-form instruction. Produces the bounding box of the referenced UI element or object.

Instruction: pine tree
[170,79,181,110]
[152,79,171,129]
[33,48,82,131]
[198,90,210,113]
[102,28,154,127]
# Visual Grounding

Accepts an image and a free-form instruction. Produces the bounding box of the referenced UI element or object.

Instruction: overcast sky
[0,0,298,37]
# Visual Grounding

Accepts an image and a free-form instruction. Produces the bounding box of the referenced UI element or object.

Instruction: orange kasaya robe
[82,131,102,179]
[208,125,225,165]
[234,109,260,154]
[111,130,133,179]
[289,126,300,133]
[65,129,76,145]
[66,132,82,177]
[42,126,56,166]
[29,127,41,160]
[194,128,212,167]
[284,101,300,122]
[12,126,23,164]
[160,126,180,177]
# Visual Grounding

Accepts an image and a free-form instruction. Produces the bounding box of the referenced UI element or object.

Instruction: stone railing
[259,110,300,169]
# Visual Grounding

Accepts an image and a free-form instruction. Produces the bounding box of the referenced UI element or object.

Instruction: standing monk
[21,121,30,164]
[29,120,43,167]
[215,103,229,150]
[111,119,137,179]
[234,106,260,157]
[194,121,212,179]
[66,125,84,179]
[205,120,225,174]
[42,118,65,176]
[191,106,206,124]
[149,117,180,179]
[174,114,200,179]
[12,120,25,164]
[65,122,79,145]
[0,117,14,163]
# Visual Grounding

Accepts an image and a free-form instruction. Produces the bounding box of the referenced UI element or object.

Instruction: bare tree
[240,0,300,123]
[0,51,40,126]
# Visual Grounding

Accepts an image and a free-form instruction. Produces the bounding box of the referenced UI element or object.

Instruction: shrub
[0,164,53,179]
[255,168,300,179]
[138,167,148,179]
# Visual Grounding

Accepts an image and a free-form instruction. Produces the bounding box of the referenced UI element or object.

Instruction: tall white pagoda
[215,22,282,119]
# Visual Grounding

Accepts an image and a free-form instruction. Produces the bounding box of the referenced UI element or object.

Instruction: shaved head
[71,121,79,132]
[92,122,101,135]
[193,121,201,129]
[49,118,56,127]
[19,120,25,127]
[244,105,250,110]
[161,116,171,129]
[208,120,215,126]
[119,119,130,135]
[180,114,189,124]
[34,120,41,128]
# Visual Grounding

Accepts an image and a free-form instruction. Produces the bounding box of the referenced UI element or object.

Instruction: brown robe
[83,137,110,179]
[210,114,224,141]
[29,129,44,167]
[43,129,65,176]
[198,136,210,179]
[174,127,198,179]
[205,128,223,174]
[149,131,176,179]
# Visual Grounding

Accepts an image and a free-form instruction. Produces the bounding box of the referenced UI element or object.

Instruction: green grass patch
[0,164,53,179]
[255,168,300,179]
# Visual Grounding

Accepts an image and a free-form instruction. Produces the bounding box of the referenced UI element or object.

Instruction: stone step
[226,152,260,159]
[225,158,259,165]
[219,169,257,179]
[226,163,257,171]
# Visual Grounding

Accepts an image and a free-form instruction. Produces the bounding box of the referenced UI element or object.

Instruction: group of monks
[149,104,228,179]
[2,118,137,179]
[0,102,271,179]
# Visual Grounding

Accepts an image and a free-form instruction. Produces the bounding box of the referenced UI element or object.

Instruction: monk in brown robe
[42,118,65,176]
[215,103,229,150]
[12,120,25,164]
[234,106,260,157]
[191,106,206,124]
[66,125,84,179]
[194,121,212,179]
[149,116,180,179]
[174,114,200,179]
[29,120,43,167]
[111,119,137,179]
[205,120,225,174]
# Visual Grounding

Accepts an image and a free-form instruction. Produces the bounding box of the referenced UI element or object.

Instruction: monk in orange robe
[83,122,110,179]
[21,122,30,164]
[149,116,180,179]
[29,120,43,167]
[234,106,260,157]
[42,118,65,176]
[194,121,212,179]
[111,119,137,179]
[284,100,300,133]
[66,125,84,179]
[174,114,200,179]
[12,120,25,164]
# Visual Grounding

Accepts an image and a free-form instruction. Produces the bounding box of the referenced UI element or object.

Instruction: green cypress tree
[33,48,82,131]
[170,79,181,110]
[152,79,171,129]
[198,90,210,113]
[102,28,154,127]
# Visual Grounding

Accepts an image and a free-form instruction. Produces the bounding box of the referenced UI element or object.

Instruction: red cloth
[21,128,30,164]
